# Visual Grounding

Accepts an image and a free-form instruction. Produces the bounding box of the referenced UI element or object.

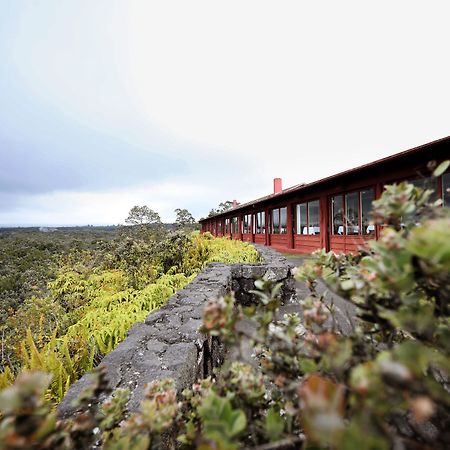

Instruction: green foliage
[124,205,164,242]
[197,392,247,449]
[207,200,238,218]
[174,208,196,230]
[125,205,162,227]
[0,368,179,450]
[0,228,259,405]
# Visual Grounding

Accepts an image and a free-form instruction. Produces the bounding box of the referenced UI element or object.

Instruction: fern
[2,234,259,404]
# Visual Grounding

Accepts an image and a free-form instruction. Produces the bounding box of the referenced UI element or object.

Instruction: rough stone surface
[58,245,296,419]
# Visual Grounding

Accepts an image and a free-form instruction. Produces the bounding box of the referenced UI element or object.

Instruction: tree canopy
[174,208,196,228]
[208,200,238,217]
[125,206,161,226]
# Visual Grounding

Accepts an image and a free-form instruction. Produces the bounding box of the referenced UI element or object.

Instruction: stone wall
[58,245,296,418]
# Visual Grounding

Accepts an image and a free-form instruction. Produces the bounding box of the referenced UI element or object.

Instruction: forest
[0,207,259,403]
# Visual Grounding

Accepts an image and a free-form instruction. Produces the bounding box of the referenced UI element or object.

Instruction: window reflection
[332,188,375,236]
[280,207,287,234]
[242,214,251,234]
[255,211,266,234]
[231,217,239,234]
[443,173,450,207]
[271,208,287,234]
[308,201,320,234]
[296,203,307,234]
[410,177,439,201]
[295,201,320,235]
[332,196,344,235]
[345,192,359,235]
[272,209,280,234]
[361,190,375,234]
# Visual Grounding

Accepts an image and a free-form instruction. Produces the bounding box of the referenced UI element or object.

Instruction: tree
[125,206,161,226]
[207,200,238,217]
[124,206,164,241]
[174,208,196,230]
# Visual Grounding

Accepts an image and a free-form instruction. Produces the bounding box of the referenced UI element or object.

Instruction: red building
[200,136,450,254]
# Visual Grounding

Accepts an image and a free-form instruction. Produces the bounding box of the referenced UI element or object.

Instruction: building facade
[200,137,450,254]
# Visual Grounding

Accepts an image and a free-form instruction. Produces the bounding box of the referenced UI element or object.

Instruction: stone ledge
[58,245,295,419]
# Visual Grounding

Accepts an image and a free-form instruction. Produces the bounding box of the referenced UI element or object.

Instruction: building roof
[201,135,450,222]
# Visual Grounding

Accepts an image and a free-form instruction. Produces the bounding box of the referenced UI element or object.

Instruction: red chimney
[232,199,237,208]
[273,178,282,194]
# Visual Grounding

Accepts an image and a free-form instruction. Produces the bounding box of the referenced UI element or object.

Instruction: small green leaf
[265,407,284,441]
[433,160,450,177]
[340,280,354,291]
[299,358,317,374]
[229,410,247,436]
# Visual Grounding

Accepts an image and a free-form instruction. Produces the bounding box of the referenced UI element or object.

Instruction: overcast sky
[1,1,449,226]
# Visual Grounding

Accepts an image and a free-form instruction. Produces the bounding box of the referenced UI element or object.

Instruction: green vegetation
[207,200,239,218]
[0,210,259,403]
[1,170,449,449]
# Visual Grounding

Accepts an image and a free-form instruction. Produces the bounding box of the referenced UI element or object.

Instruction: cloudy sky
[1,1,449,226]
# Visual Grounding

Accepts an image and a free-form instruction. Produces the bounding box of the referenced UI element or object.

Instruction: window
[254,211,266,234]
[272,209,279,234]
[360,190,375,235]
[271,207,287,234]
[332,196,344,235]
[225,218,230,234]
[443,173,450,207]
[231,217,239,234]
[295,200,320,235]
[242,214,251,234]
[410,176,439,202]
[332,188,375,236]
[345,192,359,235]
[217,221,222,234]
[280,207,287,233]
[296,203,307,234]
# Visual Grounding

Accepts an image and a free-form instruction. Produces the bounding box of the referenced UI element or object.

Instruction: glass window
[272,209,280,234]
[255,211,265,234]
[345,192,359,235]
[443,173,450,207]
[231,217,239,234]
[411,176,439,201]
[332,189,376,236]
[242,214,251,234]
[225,218,230,233]
[361,189,375,235]
[332,195,344,235]
[308,201,320,234]
[295,201,320,235]
[280,207,287,234]
[257,211,266,234]
[296,203,307,234]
